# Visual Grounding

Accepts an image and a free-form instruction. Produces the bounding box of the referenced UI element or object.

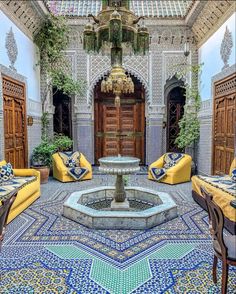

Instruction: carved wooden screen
[53,91,72,138]
[2,75,28,168]
[213,72,236,175]
[166,87,185,152]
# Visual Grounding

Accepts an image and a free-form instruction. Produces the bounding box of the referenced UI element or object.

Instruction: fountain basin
[99,156,140,175]
[63,186,178,229]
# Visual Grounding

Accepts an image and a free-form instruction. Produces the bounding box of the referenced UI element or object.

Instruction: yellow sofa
[148,153,192,184]
[0,160,41,224]
[192,158,236,234]
[52,153,92,182]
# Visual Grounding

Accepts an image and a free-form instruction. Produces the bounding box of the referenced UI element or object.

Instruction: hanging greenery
[34,14,86,109]
[175,113,200,149]
[34,14,69,68]
[174,64,203,149]
[41,112,50,141]
[51,69,86,96]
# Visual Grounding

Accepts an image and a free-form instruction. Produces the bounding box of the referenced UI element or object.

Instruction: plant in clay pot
[31,141,56,184]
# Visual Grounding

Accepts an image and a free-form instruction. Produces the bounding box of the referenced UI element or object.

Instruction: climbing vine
[174,64,203,149]
[34,14,86,109]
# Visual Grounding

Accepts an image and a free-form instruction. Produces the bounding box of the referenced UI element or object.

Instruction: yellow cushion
[148,153,192,184]
[0,160,7,166]
[192,175,236,222]
[52,152,92,182]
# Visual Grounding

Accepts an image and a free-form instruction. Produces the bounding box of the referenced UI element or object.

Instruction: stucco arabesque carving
[192,0,234,47]
[5,27,18,71]
[0,0,47,40]
[87,66,150,109]
[164,53,190,83]
[220,26,233,71]
[162,52,191,102]
[87,53,150,107]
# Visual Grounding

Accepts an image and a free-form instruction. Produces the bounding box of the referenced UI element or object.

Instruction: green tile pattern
[46,243,196,293]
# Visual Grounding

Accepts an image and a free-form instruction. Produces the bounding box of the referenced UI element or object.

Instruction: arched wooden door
[166,86,185,152]
[94,75,145,164]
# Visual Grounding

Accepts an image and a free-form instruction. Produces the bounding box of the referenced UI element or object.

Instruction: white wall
[0,10,41,105]
[199,12,236,101]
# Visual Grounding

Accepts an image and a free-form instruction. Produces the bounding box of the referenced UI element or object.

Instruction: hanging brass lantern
[83,22,96,53]
[137,25,149,55]
[83,0,150,106]
[109,9,122,47]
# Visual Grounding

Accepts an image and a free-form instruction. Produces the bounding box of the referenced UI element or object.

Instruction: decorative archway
[164,75,186,152]
[88,66,150,107]
[94,73,146,164]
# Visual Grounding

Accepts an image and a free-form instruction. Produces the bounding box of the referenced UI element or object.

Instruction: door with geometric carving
[213,72,236,175]
[94,75,145,164]
[166,86,185,152]
[2,75,28,168]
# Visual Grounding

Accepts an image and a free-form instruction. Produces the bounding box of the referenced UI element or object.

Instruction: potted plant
[31,141,56,184]
[53,133,73,152]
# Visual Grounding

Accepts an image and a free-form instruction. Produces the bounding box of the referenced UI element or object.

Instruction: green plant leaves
[34,13,86,103]
[53,134,73,152]
[174,64,203,149]
[32,134,73,167]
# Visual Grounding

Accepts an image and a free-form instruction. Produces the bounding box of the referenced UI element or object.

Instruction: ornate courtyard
[0,1,236,293]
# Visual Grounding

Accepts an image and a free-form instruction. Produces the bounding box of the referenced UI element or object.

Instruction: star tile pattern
[1,176,235,293]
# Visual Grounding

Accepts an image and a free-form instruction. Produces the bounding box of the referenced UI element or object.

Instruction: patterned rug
[1,176,235,294]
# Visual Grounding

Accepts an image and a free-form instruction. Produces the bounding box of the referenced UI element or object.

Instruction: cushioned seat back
[229,158,236,176]
[0,160,7,166]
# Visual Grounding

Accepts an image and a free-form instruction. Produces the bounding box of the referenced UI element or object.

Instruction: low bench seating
[192,158,236,235]
[0,160,40,224]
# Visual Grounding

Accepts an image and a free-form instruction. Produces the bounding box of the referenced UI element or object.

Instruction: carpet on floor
[0,176,235,294]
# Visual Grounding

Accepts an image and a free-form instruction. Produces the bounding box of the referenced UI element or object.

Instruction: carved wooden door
[213,73,236,175]
[2,75,27,168]
[95,101,145,164]
[103,105,120,156]
[167,87,185,152]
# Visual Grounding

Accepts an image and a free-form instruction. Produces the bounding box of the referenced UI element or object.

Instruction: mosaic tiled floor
[1,176,236,293]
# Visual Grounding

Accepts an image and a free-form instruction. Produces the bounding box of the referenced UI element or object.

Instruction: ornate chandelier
[101,64,134,106]
[83,0,149,106]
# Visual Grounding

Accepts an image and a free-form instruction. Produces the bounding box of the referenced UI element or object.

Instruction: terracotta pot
[32,166,50,184]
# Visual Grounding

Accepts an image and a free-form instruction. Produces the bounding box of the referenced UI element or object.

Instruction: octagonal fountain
[63,156,177,229]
